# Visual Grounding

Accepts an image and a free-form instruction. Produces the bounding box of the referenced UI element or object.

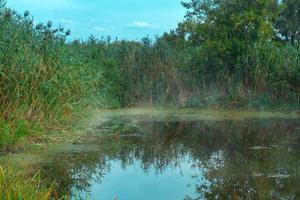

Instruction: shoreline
[1,107,299,163]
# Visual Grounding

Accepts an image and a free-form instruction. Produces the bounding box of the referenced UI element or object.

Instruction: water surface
[40,114,300,200]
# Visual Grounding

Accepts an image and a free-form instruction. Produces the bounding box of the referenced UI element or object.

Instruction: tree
[177,0,279,80]
[275,0,300,45]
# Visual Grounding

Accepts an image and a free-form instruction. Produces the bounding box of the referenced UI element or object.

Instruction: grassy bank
[2,108,299,168]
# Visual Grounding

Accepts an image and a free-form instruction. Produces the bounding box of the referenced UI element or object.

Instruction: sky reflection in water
[40,117,299,200]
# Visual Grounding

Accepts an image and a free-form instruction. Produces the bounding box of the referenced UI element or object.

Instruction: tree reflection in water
[40,117,300,199]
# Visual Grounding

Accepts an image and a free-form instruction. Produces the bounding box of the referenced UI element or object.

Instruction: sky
[6,0,187,40]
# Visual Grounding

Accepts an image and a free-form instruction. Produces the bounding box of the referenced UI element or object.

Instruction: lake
[38,111,300,200]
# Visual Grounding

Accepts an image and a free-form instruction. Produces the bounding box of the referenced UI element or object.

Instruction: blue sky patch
[7,0,186,40]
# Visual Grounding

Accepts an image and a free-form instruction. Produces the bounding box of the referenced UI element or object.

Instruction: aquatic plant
[0,165,53,200]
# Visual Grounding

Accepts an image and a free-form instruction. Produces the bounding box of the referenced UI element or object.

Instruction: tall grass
[0,1,115,145]
[0,7,105,116]
[0,165,53,200]
[86,36,299,108]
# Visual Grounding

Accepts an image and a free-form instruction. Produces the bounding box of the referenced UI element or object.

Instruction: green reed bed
[0,165,53,200]
[0,0,116,146]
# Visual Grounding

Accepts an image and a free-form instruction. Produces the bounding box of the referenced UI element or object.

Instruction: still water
[41,114,300,200]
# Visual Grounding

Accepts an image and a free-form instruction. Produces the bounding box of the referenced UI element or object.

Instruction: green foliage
[0,165,53,200]
[275,0,300,45]
[0,119,32,145]
[0,0,299,147]
[72,0,297,108]
[0,1,118,144]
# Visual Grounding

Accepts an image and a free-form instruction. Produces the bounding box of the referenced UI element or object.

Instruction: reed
[0,165,53,200]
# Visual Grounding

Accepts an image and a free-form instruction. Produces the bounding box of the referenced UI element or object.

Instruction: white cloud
[127,21,156,28]
[94,26,107,32]
[60,18,73,24]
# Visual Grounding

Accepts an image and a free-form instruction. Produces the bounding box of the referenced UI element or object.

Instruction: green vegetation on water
[0,0,299,199]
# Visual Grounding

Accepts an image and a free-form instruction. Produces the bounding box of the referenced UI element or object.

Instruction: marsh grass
[0,119,31,145]
[0,0,116,146]
[0,165,53,200]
